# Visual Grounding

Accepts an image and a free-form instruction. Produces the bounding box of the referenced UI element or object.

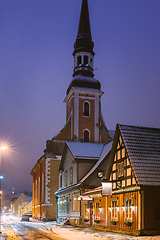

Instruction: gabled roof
[79,141,112,184]
[108,124,160,187]
[56,141,112,195]
[66,141,104,160]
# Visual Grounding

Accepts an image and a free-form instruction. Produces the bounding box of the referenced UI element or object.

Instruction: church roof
[67,75,101,95]
[73,0,94,56]
[119,124,160,186]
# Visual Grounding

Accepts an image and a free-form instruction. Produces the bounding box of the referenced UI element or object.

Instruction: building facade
[55,141,112,225]
[80,124,160,236]
[30,0,112,221]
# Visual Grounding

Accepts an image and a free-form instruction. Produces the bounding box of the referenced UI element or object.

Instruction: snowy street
[1,215,160,240]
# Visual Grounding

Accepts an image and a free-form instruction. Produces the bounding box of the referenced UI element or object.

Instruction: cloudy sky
[0,0,160,194]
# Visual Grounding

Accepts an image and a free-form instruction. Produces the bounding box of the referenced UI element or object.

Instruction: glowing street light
[0,146,7,234]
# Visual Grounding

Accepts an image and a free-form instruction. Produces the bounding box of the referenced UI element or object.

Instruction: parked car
[20,214,29,221]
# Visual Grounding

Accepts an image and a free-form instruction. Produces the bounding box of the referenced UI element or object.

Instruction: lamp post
[0,146,7,234]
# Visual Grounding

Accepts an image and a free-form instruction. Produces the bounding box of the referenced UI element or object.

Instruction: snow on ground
[51,224,160,240]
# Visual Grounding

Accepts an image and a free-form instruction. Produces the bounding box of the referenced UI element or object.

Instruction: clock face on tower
[97,171,104,178]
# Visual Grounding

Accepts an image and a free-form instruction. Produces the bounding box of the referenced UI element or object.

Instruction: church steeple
[72,0,95,78]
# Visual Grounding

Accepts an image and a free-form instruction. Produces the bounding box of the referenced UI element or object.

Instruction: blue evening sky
[0,0,160,194]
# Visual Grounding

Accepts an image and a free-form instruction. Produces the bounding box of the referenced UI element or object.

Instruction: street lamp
[0,146,7,234]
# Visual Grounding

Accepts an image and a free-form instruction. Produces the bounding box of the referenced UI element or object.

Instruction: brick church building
[30,0,112,220]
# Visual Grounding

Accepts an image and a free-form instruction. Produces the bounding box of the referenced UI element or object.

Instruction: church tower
[53,0,112,143]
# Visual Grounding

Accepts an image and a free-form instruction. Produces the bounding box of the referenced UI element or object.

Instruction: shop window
[84,130,90,142]
[70,167,73,185]
[72,193,80,212]
[59,197,62,213]
[125,198,132,221]
[84,55,88,65]
[77,56,81,66]
[62,196,65,212]
[95,202,100,220]
[84,204,89,219]
[111,200,118,221]
[83,101,90,116]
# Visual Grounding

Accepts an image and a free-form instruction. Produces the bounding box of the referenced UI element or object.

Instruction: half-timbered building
[80,124,160,236]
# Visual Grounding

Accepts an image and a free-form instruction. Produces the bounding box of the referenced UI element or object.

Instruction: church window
[83,101,89,116]
[84,55,88,65]
[77,56,81,66]
[84,130,90,142]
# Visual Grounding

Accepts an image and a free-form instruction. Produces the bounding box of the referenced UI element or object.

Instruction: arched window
[77,56,81,66]
[84,130,89,142]
[83,101,89,116]
[84,55,88,65]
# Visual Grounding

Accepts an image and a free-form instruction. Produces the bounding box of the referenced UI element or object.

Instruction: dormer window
[84,55,88,65]
[83,101,89,117]
[84,129,90,142]
[77,56,81,66]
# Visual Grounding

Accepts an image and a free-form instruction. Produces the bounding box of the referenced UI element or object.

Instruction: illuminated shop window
[84,204,89,219]
[72,193,80,212]
[125,199,132,221]
[111,200,118,221]
[95,202,100,220]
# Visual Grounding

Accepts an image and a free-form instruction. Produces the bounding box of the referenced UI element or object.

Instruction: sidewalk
[51,225,160,240]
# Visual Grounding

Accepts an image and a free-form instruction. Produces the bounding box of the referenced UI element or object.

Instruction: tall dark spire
[77,0,91,37]
[73,0,94,56]
[67,0,101,94]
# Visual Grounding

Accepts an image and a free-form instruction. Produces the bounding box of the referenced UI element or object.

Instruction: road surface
[1,215,65,240]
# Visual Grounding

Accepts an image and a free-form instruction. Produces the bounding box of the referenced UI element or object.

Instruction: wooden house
[81,124,160,236]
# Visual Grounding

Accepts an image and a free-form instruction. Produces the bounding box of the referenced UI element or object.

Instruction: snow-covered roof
[22,196,32,203]
[71,87,102,93]
[79,141,113,184]
[73,75,99,83]
[66,141,104,159]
